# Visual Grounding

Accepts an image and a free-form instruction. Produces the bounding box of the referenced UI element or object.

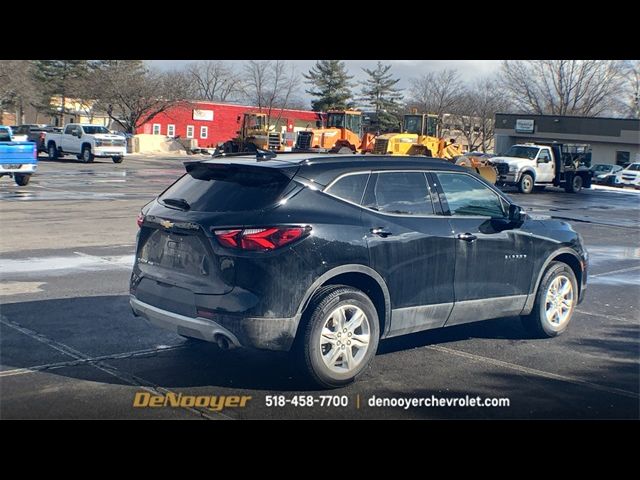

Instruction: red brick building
[137,101,321,148]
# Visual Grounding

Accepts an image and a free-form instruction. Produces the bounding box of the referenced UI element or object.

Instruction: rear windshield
[0,127,11,142]
[159,166,294,212]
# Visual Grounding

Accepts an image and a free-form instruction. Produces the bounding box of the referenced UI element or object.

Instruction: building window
[167,124,175,137]
[186,125,194,138]
[200,126,208,139]
[616,151,630,166]
[152,124,161,135]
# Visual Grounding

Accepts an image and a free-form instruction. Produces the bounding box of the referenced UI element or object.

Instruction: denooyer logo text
[133,392,252,411]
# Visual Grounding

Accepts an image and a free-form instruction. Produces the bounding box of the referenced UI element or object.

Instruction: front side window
[326,113,345,128]
[325,173,369,205]
[436,173,506,218]
[368,172,434,215]
[537,149,551,163]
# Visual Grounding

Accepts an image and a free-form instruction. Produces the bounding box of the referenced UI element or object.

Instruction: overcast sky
[149,60,502,93]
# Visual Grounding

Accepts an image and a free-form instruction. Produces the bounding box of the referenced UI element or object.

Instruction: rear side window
[367,172,434,215]
[436,172,506,218]
[325,173,369,205]
[160,167,293,212]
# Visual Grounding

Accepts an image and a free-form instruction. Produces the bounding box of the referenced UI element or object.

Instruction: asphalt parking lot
[1,154,639,419]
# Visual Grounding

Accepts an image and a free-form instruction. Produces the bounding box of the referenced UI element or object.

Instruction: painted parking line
[427,344,639,400]
[0,316,230,420]
[575,309,639,325]
[0,344,185,378]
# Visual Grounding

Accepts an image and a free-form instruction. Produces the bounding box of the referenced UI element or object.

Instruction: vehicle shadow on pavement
[1,294,540,393]
[378,316,531,355]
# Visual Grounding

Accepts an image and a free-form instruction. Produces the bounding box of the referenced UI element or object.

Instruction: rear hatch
[134,160,300,314]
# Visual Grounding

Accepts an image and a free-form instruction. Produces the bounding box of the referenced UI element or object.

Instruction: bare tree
[89,61,192,134]
[0,60,37,124]
[242,60,301,128]
[186,61,244,102]
[450,77,510,152]
[614,60,639,119]
[406,69,465,136]
[500,60,626,117]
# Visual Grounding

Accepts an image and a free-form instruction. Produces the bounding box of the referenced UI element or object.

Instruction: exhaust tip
[215,335,231,350]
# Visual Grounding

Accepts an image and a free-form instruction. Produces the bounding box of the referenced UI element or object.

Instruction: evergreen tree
[32,60,92,121]
[303,60,354,112]
[359,61,404,133]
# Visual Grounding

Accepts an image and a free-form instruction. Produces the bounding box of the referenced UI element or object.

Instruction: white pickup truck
[45,124,126,163]
[492,143,593,194]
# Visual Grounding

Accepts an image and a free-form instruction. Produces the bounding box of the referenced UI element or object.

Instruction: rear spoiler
[183,159,299,183]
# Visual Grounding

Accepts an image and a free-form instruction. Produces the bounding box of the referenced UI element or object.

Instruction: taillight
[136,212,145,228]
[213,227,308,251]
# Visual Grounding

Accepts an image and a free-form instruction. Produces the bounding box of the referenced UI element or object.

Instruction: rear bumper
[0,164,37,174]
[130,295,299,351]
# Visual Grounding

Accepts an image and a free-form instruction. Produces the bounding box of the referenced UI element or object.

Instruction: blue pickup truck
[0,126,37,186]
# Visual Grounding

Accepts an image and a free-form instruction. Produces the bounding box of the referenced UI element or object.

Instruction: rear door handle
[456,233,477,242]
[370,227,393,238]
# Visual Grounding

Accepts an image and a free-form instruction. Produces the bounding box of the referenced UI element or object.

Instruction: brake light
[213,227,308,251]
[136,212,145,228]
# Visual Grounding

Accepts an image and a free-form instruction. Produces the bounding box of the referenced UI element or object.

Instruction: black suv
[130,154,588,388]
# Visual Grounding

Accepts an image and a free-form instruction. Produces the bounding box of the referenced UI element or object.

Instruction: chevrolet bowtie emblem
[160,220,174,229]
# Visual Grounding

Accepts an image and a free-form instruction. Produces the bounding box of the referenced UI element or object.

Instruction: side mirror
[509,204,525,224]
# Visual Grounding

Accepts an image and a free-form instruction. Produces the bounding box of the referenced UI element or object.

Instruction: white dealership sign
[193,109,214,121]
[515,119,535,133]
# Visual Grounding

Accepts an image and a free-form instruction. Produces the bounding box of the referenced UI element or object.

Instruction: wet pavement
[1,155,638,419]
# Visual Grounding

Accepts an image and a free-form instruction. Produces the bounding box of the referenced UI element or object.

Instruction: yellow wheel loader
[372,113,498,184]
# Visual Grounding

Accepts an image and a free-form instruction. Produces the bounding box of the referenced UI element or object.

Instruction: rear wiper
[162,198,191,211]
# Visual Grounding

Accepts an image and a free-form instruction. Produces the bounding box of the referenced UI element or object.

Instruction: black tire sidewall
[14,174,29,186]
[519,173,534,193]
[534,262,578,337]
[304,288,379,388]
[112,156,123,163]
[572,175,583,192]
[82,146,92,163]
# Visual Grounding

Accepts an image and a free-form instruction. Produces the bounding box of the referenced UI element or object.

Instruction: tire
[112,156,123,163]
[518,173,534,194]
[565,174,583,193]
[14,174,30,186]
[521,261,578,338]
[81,145,94,163]
[48,143,58,160]
[298,285,379,388]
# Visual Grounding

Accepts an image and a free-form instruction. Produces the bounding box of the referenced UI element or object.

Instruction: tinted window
[325,173,369,204]
[369,172,433,215]
[436,173,506,218]
[627,163,640,171]
[82,126,110,134]
[160,168,292,212]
